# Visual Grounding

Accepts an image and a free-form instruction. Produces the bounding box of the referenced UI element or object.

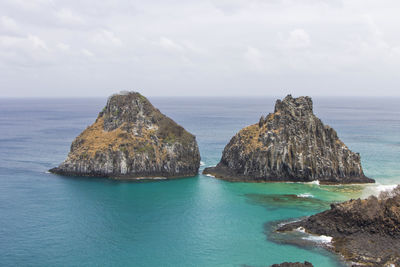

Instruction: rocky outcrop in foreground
[50,92,200,179]
[270,262,313,267]
[204,95,374,184]
[278,186,400,266]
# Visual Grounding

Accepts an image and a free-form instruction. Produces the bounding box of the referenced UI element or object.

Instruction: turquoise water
[0,97,399,266]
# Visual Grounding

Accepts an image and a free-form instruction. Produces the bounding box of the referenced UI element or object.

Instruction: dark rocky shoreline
[203,164,371,184]
[276,186,400,266]
[49,168,197,180]
[270,262,313,267]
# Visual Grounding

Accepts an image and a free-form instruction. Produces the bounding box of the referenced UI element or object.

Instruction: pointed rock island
[203,95,374,184]
[50,92,200,179]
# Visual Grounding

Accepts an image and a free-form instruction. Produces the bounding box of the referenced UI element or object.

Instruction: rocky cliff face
[277,186,400,266]
[50,92,200,179]
[203,95,374,184]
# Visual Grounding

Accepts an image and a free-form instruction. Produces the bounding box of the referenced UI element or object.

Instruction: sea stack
[203,95,374,184]
[50,92,200,179]
[277,186,400,266]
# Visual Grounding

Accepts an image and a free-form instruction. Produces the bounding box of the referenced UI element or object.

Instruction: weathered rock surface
[50,92,200,179]
[203,95,374,184]
[269,262,313,267]
[277,186,400,266]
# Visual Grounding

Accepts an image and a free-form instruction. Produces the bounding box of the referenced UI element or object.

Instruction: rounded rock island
[50,92,201,179]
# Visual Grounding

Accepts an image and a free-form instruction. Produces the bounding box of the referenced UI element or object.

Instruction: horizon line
[1,95,400,99]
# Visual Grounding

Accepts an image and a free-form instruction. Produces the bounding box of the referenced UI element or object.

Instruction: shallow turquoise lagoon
[0,97,399,266]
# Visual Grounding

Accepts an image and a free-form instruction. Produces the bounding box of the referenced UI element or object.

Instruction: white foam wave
[375,184,397,193]
[153,177,167,180]
[297,193,314,198]
[362,183,398,198]
[294,227,333,246]
[205,174,215,178]
[284,180,320,185]
[200,161,205,166]
[295,180,320,185]
[302,234,332,244]
[135,177,166,180]
[277,219,301,228]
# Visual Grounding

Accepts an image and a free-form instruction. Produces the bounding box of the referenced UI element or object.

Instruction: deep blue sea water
[0,97,399,267]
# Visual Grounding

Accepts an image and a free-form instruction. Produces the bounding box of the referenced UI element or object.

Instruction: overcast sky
[1,0,400,97]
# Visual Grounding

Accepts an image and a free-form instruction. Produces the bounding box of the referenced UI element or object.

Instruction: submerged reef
[50,92,200,179]
[204,95,374,184]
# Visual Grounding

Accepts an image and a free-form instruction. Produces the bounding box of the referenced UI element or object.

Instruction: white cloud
[4,0,53,10]
[393,46,400,56]
[0,35,20,47]
[243,46,264,71]
[0,34,54,67]
[286,29,311,48]
[362,15,390,51]
[55,8,84,25]
[0,16,19,33]
[180,40,206,54]
[57,42,70,51]
[159,37,184,52]
[81,49,94,57]
[2,0,400,97]
[27,34,48,49]
[0,34,48,50]
[92,30,122,46]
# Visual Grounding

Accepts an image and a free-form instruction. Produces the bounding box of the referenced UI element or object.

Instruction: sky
[1,0,400,97]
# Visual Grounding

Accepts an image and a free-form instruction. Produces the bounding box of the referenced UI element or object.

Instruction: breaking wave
[297,193,314,198]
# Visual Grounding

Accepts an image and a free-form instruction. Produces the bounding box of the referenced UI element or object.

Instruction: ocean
[0,96,399,266]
